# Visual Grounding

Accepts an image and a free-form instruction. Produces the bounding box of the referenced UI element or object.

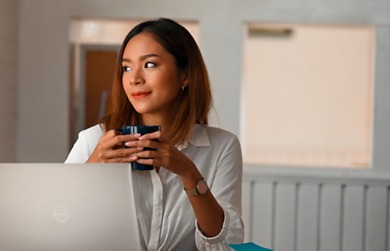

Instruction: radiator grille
[243,167,390,251]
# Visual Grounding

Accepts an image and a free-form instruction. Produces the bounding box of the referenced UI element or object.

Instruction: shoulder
[198,124,238,139]
[78,124,105,139]
[204,125,237,138]
[191,124,240,147]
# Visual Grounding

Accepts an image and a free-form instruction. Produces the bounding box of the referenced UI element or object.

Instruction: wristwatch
[184,178,208,197]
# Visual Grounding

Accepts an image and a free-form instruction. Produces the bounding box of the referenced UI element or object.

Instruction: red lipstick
[131,91,151,99]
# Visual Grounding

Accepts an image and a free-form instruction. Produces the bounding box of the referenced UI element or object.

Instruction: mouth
[131,91,152,99]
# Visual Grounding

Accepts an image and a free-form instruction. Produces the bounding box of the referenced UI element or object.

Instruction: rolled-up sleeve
[195,207,243,250]
[194,129,244,250]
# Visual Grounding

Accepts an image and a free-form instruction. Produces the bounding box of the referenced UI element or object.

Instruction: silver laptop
[0,163,141,251]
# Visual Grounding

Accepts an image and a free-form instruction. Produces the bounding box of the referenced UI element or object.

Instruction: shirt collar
[177,124,211,151]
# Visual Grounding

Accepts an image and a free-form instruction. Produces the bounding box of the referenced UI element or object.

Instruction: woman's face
[122,32,186,120]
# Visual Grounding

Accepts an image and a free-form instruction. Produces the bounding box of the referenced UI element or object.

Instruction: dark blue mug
[116,125,161,170]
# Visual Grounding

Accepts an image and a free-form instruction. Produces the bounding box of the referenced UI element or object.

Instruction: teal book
[229,242,272,251]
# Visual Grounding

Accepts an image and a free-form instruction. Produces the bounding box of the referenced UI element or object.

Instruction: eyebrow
[122,53,159,63]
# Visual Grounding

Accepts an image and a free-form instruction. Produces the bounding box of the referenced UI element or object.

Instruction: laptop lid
[0,163,140,251]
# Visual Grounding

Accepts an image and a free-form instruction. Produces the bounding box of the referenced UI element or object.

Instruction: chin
[132,106,154,114]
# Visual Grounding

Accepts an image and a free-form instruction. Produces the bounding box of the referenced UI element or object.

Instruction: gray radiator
[242,167,390,251]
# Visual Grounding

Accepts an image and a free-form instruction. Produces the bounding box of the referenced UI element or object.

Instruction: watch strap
[184,178,206,197]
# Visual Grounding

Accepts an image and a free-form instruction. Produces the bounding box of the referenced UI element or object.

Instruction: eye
[123,66,132,72]
[145,62,156,68]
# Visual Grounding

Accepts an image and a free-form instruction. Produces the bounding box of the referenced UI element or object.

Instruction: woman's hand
[125,131,198,177]
[86,129,144,163]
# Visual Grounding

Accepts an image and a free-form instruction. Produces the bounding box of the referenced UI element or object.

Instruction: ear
[180,70,189,87]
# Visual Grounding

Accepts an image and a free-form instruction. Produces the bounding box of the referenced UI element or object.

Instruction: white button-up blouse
[65,124,244,251]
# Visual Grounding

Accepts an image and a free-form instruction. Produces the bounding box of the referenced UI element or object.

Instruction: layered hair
[101,18,212,146]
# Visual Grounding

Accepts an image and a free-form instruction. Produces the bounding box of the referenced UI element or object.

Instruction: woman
[66,18,244,250]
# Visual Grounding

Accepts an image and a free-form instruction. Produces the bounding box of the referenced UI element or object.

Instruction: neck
[140,99,181,137]
[141,113,172,135]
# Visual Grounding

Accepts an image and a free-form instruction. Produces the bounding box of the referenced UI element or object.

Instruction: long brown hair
[101,18,212,146]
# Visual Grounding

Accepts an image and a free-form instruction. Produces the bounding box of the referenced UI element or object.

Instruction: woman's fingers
[137,131,162,141]
[101,154,139,163]
[87,130,143,163]
[99,146,143,159]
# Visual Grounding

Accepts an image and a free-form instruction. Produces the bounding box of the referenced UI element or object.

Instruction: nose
[130,76,144,86]
[129,68,144,86]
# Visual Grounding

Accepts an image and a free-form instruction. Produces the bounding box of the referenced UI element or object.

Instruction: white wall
[0,0,18,162]
[6,0,390,171]
[242,25,374,168]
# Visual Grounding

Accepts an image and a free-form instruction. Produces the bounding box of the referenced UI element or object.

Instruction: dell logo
[52,206,70,223]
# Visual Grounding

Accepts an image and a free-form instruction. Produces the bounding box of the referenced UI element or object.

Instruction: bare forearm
[189,191,224,237]
[181,166,224,237]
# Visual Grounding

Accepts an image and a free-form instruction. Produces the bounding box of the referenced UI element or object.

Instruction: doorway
[85,48,117,128]
[70,44,119,145]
